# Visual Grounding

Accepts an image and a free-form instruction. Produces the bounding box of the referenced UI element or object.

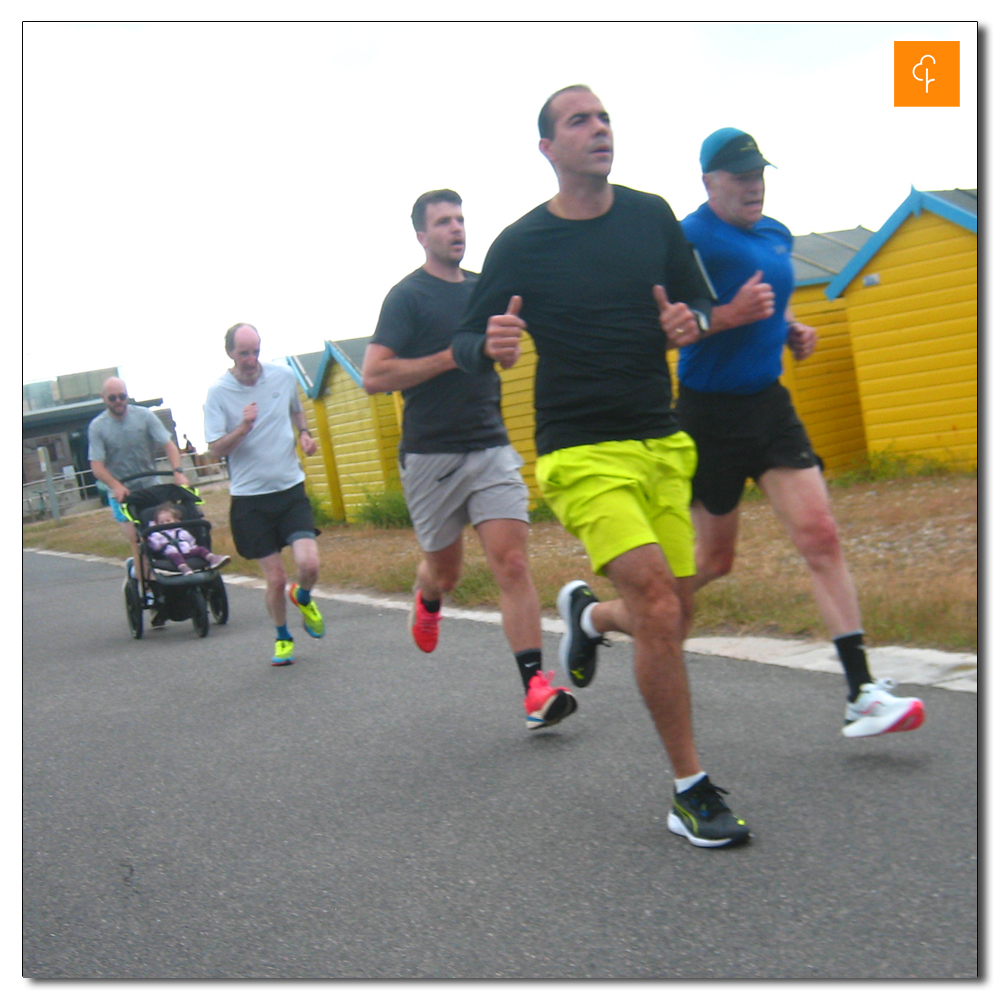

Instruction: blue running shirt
[679,202,794,395]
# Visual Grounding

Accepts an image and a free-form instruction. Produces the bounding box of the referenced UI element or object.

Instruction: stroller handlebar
[120,471,181,485]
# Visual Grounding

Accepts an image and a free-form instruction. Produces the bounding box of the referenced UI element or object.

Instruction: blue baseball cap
[700,128,773,173]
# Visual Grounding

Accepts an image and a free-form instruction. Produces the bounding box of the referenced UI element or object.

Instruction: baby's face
[155,511,180,525]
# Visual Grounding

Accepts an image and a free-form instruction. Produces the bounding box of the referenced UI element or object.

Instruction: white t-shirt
[204,362,305,496]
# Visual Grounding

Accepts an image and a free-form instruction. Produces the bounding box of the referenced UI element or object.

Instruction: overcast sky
[21,16,978,449]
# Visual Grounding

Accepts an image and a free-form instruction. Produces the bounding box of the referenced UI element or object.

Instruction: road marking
[25,547,975,692]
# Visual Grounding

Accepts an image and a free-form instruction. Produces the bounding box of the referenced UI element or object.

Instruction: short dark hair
[411,189,462,232]
[225,322,258,354]
[538,84,593,140]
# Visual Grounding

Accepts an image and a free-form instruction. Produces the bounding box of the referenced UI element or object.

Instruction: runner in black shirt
[362,190,576,731]
[453,86,750,848]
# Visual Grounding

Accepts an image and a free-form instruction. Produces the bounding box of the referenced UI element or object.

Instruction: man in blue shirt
[678,128,925,740]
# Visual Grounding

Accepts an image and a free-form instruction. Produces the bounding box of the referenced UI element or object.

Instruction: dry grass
[23,475,977,651]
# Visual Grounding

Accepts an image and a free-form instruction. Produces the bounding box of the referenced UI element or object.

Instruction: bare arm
[164,440,190,486]
[90,459,129,502]
[483,296,524,369]
[786,309,818,361]
[291,407,317,457]
[703,270,776,337]
[361,342,457,394]
[208,403,257,462]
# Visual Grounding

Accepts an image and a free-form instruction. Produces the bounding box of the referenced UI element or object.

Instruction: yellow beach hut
[784,226,873,473]
[824,188,977,469]
[287,338,402,522]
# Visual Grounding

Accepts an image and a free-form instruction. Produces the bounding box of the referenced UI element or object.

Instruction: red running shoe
[524,670,578,730]
[409,589,441,653]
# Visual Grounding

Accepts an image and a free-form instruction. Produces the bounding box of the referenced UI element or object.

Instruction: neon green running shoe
[271,639,295,666]
[288,584,325,638]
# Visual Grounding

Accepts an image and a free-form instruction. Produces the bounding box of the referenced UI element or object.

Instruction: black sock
[515,648,543,692]
[420,594,441,614]
[835,631,873,701]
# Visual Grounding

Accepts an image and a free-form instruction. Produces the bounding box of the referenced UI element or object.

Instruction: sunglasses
[105,394,129,402]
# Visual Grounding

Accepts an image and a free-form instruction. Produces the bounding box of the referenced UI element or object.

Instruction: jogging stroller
[119,472,229,639]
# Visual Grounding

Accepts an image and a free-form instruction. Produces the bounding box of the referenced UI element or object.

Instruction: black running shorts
[676,380,820,516]
[229,481,318,560]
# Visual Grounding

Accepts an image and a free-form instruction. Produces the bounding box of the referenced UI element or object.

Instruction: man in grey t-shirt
[205,323,325,667]
[89,376,189,595]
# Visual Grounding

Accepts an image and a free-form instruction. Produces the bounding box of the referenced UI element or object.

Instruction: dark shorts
[229,481,318,561]
[676,380,820,516]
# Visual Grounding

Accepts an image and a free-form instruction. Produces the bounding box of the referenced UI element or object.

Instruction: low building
[22,368,178,511]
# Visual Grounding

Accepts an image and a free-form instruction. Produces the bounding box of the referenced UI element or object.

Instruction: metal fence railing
[22,456,229,522]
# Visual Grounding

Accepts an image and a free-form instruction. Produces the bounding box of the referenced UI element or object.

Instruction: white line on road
[25,547,976,693]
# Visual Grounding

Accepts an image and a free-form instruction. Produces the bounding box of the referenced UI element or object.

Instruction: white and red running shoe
[843,679,925,737]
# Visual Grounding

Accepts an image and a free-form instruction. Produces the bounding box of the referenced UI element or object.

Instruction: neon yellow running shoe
[288,584,325,638]
[271,639,295,666]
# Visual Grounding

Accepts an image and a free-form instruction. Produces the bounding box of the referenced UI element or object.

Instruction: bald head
[101,376,129,417]
[225,322,259,354]
[226,323,263,384]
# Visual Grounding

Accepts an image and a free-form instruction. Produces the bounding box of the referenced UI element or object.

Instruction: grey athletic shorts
[398,444,529,553]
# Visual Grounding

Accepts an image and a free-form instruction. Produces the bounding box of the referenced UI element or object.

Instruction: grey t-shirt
[203,362,305,497]
[87,405,172,489]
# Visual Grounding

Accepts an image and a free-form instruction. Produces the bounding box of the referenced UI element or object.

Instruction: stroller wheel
[208,576,229,625]
[124,577,144,639]
[190,587,209,638]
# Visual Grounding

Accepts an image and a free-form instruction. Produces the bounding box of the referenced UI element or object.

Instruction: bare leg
[416,535,465,601]
[257,551,288,627]
[120,521,144,584]
[758,466,862,635]
[601,544,700,778]
[289,536,320,594]
[690,502,741,592]
[475,518,543,653]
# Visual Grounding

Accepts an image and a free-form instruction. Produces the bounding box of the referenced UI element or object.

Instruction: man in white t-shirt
[204,323,324,666]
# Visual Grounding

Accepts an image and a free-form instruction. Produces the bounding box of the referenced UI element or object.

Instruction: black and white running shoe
[668,776,751,848]
[557,580,607,688]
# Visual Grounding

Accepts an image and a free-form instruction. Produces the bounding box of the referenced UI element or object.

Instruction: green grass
[829,448,974,487]
[306,487,340,527]
[736,448,974,500]
[451,564,500,606]
[354,488,413,529]
[529,498,560,523]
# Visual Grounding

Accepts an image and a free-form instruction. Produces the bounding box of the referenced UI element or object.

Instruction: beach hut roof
[287,338,372,398]
[791,226,874,287]
[825,188,977,300]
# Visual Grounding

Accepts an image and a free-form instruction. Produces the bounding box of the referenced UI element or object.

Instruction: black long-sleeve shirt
[452,185,715,456]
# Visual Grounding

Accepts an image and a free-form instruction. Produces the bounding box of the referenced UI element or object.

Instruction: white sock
[580,603,603,639]
[674,771,707,794]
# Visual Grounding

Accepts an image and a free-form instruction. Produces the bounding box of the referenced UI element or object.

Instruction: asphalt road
[22,551,978,979]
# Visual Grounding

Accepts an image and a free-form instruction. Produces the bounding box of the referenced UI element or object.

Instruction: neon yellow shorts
[535,433,697,577]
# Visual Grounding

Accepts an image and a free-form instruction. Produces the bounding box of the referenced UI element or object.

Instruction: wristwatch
[172,466,184,473]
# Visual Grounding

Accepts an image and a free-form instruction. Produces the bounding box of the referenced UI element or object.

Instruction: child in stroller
[147,501,230,575]
[120,474,230,639]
